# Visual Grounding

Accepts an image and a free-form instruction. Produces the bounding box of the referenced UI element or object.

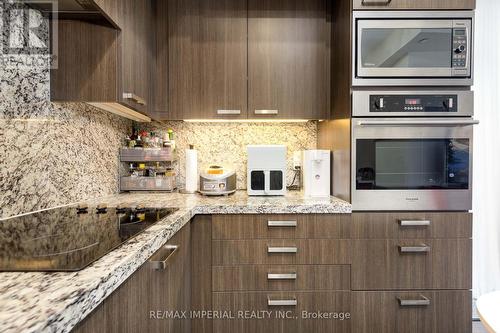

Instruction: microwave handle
[356,119,480,127]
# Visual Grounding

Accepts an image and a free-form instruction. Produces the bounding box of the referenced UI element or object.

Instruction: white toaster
[247,145,287,196]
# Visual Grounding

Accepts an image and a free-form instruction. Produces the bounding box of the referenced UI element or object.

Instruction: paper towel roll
[185,146,198,192]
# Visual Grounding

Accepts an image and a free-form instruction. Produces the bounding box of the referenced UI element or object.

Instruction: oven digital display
[405,98,421,105]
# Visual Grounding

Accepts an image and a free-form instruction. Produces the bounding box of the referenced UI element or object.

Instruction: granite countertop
[0,191,351,333]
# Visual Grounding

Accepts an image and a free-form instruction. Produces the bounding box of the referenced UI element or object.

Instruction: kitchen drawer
[352,212,472,239]
[352,239,472,290]
[213,291,351,333]
[352,290,472,333]
[212,239,351,265]
[352,0,476,10]
[212,214,351,240]
[212,265,350,292]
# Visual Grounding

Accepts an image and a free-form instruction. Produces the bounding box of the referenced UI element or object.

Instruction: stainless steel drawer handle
[267,273,297,280]
[361,0,392,5]
[267,220,297,227]
[398,244,430,254]
[397,295,431,307]
[149,245,178,270]
[217,109,241,115]
[123,92,146,105]
[255,109,279,115]
[267,297,297,307]
[267,246,297,254]
[399,220,431,227]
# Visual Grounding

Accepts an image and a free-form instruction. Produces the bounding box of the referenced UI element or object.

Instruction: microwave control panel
[370,95,458,113]
[452,28,468,68]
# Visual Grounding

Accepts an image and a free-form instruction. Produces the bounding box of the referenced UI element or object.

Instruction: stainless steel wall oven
[351,90,478,211]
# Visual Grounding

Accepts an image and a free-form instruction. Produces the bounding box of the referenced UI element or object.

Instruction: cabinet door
[352,0,475,10]
[73,223,191,333]
[167,0,248,120]
[248,0,329,119]
[120,0,153,115]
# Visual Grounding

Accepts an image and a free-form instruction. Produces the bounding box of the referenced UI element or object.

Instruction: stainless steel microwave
[352,11,474,86]
[352,117,478,211]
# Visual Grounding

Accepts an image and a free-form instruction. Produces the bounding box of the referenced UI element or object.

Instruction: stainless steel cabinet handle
[267,246,297,254]
[361,0,392,5]
[149,245,178,270]
[399,220,431,227]
[398,244,430,253]
[267,273,297,280]
[267,297,297,306]
[255,109,279,115]
[123,92,146,106]
[357,119,479,126]
[217,109,241,115]
[267,220,297,227]
[397,295,431,307]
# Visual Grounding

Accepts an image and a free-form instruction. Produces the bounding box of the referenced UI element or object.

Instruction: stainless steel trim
[149,245,178,270]
[123,92,146,105]
[399,220,431,227]
[267,297,297,307]
[267,246,298,254]
[267,220,297,227]
[356,119,479,126]
[267,273,297,280]
[217,110,241,115]
[398,244,431,253]
[352,90,474,117]
[352,11,474,86]
[397,295,431,307]
[361,0,392,5]
[255,109,279,115]
[351,118,474,211]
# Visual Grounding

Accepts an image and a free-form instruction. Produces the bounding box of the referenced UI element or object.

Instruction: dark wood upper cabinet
[50,0,153,121]
[120,0,153,115]
[352,0,475,10]
[248,0,329,120]
[162,0,248,120]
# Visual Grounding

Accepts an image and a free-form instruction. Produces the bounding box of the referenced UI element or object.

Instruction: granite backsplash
[137,121,318,190]
[0,3,131,219]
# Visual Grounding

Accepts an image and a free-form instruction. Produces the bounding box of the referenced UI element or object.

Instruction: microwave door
[357,19,455,78]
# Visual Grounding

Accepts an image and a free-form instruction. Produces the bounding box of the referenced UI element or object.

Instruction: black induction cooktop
[0,204,177,272]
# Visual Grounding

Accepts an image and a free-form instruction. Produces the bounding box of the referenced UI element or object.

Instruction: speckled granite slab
[0,191,351,333]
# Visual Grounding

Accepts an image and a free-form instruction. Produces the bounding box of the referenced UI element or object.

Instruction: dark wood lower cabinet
[72,223,191,333]
[72,213,472,333]
[351,290,472,333]
[213,291,351,333]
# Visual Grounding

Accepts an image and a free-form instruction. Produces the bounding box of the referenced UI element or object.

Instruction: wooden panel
[212,239,350,265]
[351,290,472,333]
[51,20,118,103]
[191,215,213,333]
[212,214,351,240]
[352,212,472,239]
[212,265,350,291]
[248,0,329,119]
[351,239,472,290]
[73,223,191,333]
[353,0,475,10]
[119,0,152,114]
[213,291,351,333]
[167,0,247,120]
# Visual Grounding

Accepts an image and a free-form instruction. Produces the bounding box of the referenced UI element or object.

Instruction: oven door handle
[356,119,479,126]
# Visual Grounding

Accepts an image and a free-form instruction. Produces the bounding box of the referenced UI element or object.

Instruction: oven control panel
[370,95,458,113]
[452,28,468,68]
